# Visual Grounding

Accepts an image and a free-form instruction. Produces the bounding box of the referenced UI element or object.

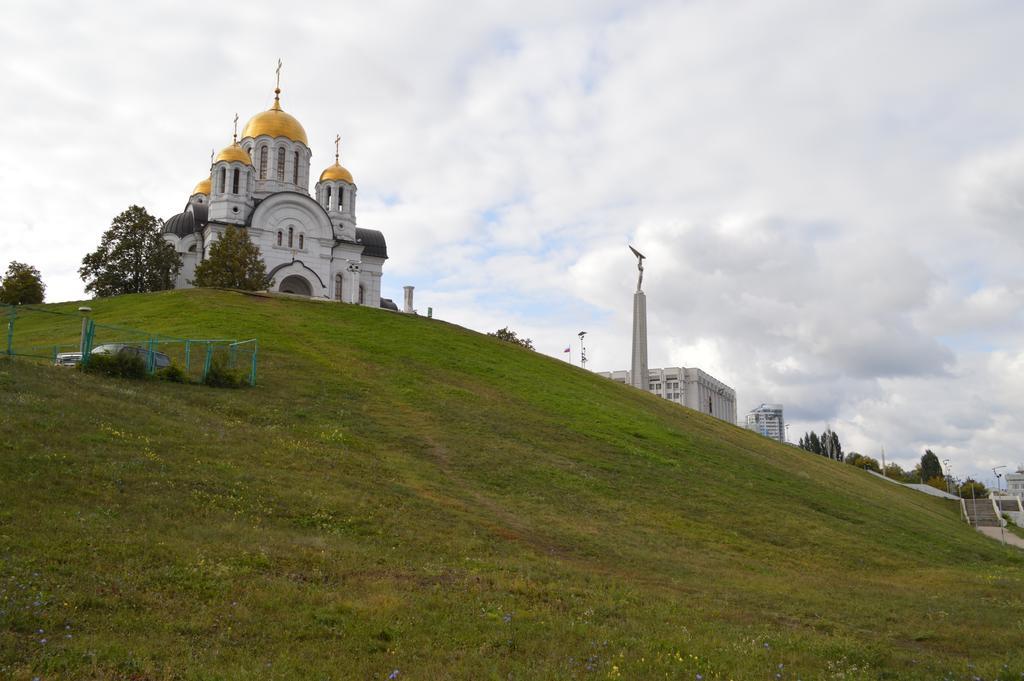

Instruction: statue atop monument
[628,244,648,389]
[629,245,646,292]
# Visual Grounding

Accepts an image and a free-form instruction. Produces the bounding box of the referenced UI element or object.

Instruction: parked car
[91,343,172,369]
[54,352,82,367]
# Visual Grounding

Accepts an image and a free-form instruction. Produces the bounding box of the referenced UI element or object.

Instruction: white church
[161,75,395,310]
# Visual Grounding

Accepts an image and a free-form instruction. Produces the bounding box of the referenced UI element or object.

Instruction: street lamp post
[78,306,92,355]
[993,466,1006,494]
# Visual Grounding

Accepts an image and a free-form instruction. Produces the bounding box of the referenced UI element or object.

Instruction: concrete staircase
[995,497,1023,513]
[962,498,1002,527]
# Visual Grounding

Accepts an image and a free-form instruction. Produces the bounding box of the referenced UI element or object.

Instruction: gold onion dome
[214,142,252,165]
[241,88,308,144]
[192,177,211,195]
[320,162,353,183]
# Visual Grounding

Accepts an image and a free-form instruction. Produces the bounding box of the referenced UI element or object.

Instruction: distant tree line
[842,447,988,498]
[797,429,844,461]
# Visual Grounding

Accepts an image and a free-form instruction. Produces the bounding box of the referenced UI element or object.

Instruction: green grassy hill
[1,289,1022,680]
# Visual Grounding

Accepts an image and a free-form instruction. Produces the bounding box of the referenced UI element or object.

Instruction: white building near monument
[161,74,394,309]
[745,403,786,442]
[598,367,737,425]
[1006,469,1024,496]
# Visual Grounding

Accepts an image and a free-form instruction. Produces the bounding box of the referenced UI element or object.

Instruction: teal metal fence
[2,304,258,386]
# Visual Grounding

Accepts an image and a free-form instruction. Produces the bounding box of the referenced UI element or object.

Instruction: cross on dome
[273,58,283,108]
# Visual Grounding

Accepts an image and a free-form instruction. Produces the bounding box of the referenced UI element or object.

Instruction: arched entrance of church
[279,275,312,297]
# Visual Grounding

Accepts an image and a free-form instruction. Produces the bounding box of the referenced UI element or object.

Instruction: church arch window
[276,231,282,247]
[293,151,299,184]
[338,186,344,210]
[298,233,304,250]
[288,226,294,248]
[217,167,226,194]
[276,147,286,181]
[325,186,332,209]
[232,168,240,194]
[259,146,268,179]
[358,284,365,305]
[335,274,344,301]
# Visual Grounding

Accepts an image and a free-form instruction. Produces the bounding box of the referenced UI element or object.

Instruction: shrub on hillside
[488,327,534,350]
[203,363,243,388]
[156,364,186,383]
[82,352,146,379]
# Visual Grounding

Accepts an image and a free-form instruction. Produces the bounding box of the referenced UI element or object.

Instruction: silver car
[54,352,83,367]
[91,343,172,369]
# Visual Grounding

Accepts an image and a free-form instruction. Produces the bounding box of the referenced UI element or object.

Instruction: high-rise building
[597,367,737,425]
[745,403,785,442]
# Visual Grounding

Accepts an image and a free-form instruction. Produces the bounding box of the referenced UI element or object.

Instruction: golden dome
[192,177,211,195]
[319,162,354,183]
[241,89,308,145]
[214,143,252,165]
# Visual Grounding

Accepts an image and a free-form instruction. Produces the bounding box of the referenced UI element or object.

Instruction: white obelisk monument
[629,245,648,390]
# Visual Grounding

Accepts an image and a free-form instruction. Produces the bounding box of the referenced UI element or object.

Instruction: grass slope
[1,289,1022,680]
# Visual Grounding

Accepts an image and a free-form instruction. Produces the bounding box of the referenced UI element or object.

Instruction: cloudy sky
[3,1,1024,481]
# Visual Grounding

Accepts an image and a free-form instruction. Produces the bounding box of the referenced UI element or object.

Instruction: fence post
[249,340,258,386]
[5,307,14,356]
[80,320,95,367]
[203,342,213,382]
[146,337,156,375]
[184,339,191,373]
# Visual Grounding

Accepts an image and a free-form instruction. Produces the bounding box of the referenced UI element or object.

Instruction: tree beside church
[192,225,271,291]
[0,261,46,305]
[79,205,182,297]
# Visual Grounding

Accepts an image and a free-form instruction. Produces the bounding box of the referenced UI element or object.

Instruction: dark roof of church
[162,211,192,236]
[162,203,208,237]
[355,228,388,259]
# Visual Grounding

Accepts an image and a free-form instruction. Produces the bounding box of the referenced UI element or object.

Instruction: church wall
[163,233,199,288]
[242,136,312,197]
[359,257,384,308]
[330,243,365,304]
[208,159,255,225]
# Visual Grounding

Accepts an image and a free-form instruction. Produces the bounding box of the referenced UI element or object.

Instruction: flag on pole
[563,347,571,353]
